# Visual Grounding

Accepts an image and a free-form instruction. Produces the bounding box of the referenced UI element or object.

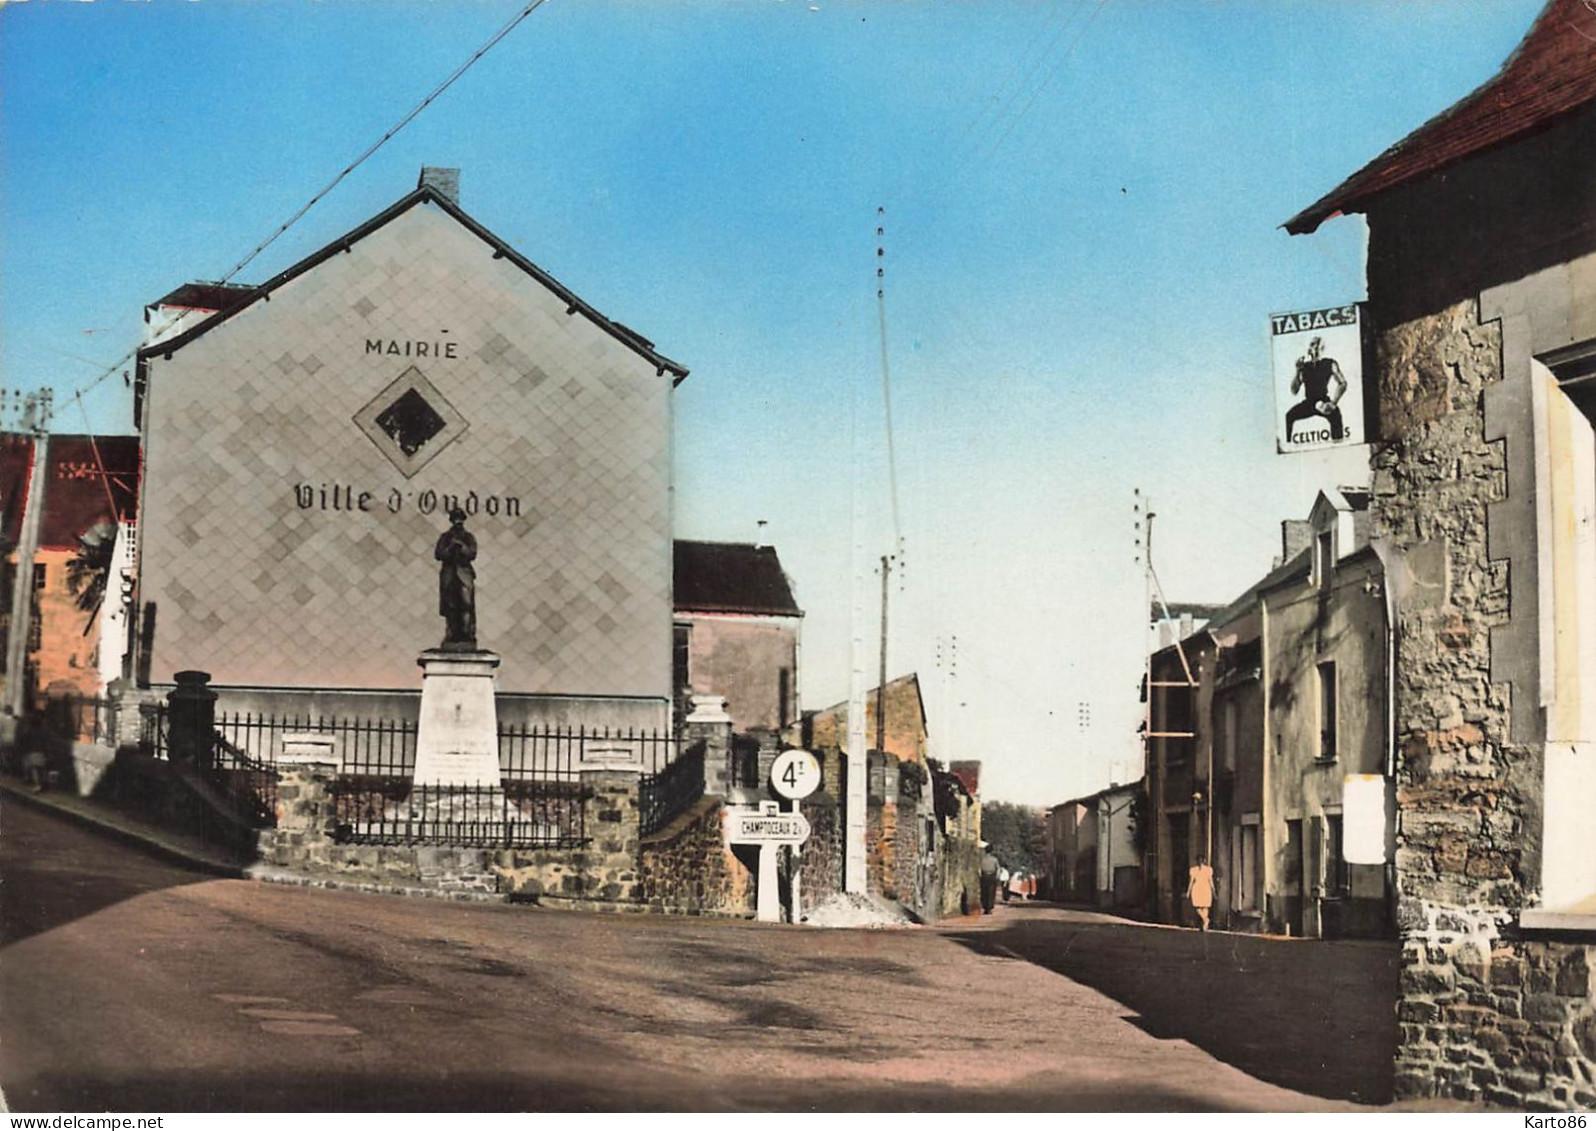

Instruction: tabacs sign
[1270,304,1366,454]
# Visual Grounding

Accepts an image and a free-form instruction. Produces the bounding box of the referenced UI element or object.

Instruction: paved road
[1,797,1363,1112]
[942,902,1401,1104]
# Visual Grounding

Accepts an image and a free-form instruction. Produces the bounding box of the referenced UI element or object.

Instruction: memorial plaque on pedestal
[413,648,503,788]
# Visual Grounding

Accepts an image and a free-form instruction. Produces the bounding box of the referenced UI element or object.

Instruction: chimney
[1180,613,1194,640]
[418,167,461,206]
[755,519,768,550]
[1281,519,1313,563]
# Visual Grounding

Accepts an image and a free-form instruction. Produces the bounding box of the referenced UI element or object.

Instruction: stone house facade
[0,434,140,705]
[1286,0,1596,1105]
[1043,781,1140,908]
[1257,490,1392,940]
[1144,492,1394,938]
[672,539,802,736]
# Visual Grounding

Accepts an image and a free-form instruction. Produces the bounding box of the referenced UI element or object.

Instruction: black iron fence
[135,705,685,848]
[211,713,418,776]
[639,740,706,835]
[334,780,584,849]
[30,693,115,745]
[210,733,279,828]
[727,734,761,790]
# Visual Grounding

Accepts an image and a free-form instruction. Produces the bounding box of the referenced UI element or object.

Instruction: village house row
[1044,0,1596,1108]
[1044,487,1392,942]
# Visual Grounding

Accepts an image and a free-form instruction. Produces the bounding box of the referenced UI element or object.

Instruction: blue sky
[0,0,1547,803]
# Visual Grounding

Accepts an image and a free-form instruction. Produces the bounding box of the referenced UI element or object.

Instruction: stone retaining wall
[490,772,641,906]
[638,797,753,916]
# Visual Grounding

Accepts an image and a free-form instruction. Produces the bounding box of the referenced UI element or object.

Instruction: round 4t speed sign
[769,749,822,801]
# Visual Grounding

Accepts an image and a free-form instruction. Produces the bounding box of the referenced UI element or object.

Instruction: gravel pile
[800,891,915,929]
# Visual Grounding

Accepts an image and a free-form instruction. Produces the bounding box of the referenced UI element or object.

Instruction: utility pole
[875,552,895,756]
[5,388,54,718]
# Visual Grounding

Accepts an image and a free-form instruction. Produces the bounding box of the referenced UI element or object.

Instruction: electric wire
[38,0,550,417]
[217,0,549,286]
[23,0,551,528]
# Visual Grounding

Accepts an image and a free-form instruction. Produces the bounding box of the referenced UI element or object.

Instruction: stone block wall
[799,791,843,905]
[261,759,500,894]
[1397,903,1596,1108]
[939,831,980,918]
[638,797,754,916]
[492,771,642,907]
[867,801,897,899]
[263,762,653,903]
[894,777,934,920]
[1372,293,1596,1106]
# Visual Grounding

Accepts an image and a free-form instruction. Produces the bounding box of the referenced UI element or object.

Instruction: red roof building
[1287,0,1596,234]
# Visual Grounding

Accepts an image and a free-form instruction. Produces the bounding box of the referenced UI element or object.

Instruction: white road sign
[769,749,822,801]
[728,806,812,845]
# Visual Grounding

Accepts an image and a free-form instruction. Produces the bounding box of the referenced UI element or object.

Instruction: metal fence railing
[334,780,585,849]
[134,705,686,848]
[639,740,706,836]
[210,732,280,828]
[30,693,116,745]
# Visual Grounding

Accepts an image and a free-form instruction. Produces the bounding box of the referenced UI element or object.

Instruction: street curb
[0,780,249,880]
[247,867,508,905]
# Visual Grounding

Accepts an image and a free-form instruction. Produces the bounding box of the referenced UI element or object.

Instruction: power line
[41,0,551,416]
[874,207,904,552]
[954,0,1081,152]
[218,0,550,286]
[981,0,1108,166]
[964,0,1092,169]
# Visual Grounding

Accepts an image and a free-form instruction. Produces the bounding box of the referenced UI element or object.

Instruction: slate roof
[1286,0,1596,234]
[673,540,801,617]
[1,434,140,550]
[149,282,255,315]
[948,760,982,799]
[138,180,688,382]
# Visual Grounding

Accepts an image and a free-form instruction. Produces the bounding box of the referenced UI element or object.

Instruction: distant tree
[1128,780,1150,855]
[982,801,1045,874]
[66,521,116,629]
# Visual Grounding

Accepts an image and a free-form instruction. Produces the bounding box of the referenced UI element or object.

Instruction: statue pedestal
[413,649,502,788]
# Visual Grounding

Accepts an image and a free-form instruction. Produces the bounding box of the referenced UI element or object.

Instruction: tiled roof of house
[1,434,140,550]
[673,540,801,616]
[150,282,255,314]
[1286,0,1596,234]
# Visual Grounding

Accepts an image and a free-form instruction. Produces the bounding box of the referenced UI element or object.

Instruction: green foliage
[66,521,116,624]
[982,801,1045,874]
[1128,781,1150,855]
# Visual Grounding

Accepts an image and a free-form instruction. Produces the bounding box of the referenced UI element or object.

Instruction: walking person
[979,846,1000,914]
[1187,854,1215,931]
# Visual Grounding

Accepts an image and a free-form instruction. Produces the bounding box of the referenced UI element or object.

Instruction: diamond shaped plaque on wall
[353,367,469,478]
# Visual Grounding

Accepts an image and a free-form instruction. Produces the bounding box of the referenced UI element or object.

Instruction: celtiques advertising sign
[1270,303,1365,453]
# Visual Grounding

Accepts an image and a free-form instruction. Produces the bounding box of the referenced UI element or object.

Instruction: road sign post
[767,749,821,922]
[725,754,822,923]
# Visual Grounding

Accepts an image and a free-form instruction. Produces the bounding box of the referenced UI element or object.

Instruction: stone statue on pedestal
[435,508,477,649]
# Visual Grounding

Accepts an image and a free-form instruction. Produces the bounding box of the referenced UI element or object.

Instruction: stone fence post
[580,769,642,902]
[106,678,161,753]
[263,733,340,870]
[166,670,217,768]
[685,694,732,798]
